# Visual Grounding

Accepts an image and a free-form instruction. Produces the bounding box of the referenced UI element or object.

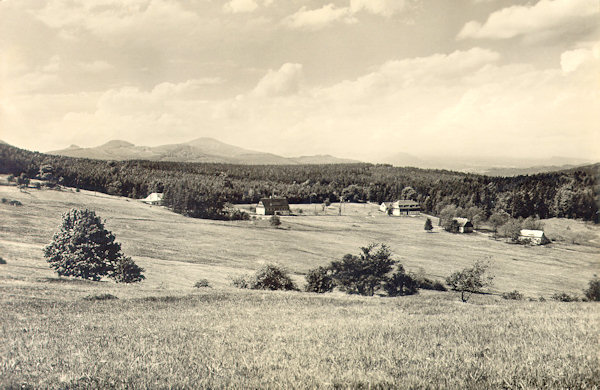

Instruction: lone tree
[43,209,144,282]
[269,215,281,227]
[424,218,433,233]
[446,260,494,302]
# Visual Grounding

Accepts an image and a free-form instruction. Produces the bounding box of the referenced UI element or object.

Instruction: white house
[141,192,163,205]
[519,229,550,245]
[380,200,421,216]
[256,197,290,215]
[453,218,474,233]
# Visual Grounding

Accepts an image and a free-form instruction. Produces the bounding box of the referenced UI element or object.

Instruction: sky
[0,0,598,162]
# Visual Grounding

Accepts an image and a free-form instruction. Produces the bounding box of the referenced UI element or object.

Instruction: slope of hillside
[1,183,598,296]
[47,137,359,165]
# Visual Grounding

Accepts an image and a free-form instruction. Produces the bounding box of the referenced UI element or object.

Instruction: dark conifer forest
[1,144,597,222]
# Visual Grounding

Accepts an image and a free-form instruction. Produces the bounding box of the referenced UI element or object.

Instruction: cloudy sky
[0,0,598,161]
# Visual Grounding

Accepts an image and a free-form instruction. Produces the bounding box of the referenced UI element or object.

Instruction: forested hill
[1,143,597,222]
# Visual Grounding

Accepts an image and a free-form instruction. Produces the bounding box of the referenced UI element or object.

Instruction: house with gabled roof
[380,200,421,216]
[519,229,550,245]
[453,217,473,233]
[141,192,163,205]
[256,197,290,215]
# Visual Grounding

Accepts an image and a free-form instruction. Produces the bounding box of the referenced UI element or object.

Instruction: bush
[8,200,22,206]
[551,292,579,302]
[0,257,6,265]
[502,290,524,300]
[383,265,418,297]
[269,215,281,227]
[584,277,600,301]
[304,266,334,293]
[233,264,297,291]
[446,260,494,302]
[43,209,144,283]
[194,279,211,288]
[414,276,447,291]
[111,256,145,283]
[83,293,118,301]
[424,218,433,232]
[329,243,395,296]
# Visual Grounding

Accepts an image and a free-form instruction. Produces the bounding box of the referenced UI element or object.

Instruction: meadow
[1,182,599,388]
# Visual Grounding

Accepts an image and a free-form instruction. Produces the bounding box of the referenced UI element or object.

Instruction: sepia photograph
[1,0,599,388]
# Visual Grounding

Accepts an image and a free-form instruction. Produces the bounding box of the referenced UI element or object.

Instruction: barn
[256,197,290,215]
[381,200,421,216]
[141,192,163,205]
[453,218,473,233]
[519,229,550,245]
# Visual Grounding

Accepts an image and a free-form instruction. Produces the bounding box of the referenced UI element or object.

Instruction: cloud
[349,0,407,17]
[282,4,356,31]
[223,0,258,14]
[457,0,598,40]
[251,63,303,97]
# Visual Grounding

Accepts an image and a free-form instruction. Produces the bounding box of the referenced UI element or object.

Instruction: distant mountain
[47,137,360,165]
[378,152,593,176]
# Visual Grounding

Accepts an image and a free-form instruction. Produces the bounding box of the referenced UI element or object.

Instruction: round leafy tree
[43,209,144,282]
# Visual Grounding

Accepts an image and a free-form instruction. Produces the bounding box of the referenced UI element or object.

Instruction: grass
[1,290,599,389]
[1,181,599,388]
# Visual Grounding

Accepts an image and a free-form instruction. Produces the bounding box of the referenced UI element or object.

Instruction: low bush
[550,292,579,302]
[304,266,334,293]
[269,215,281,227]
[0,257,6,265]
[502,290,524,300]
[83,293,118,301]
[194,279,211,288]
[584,277,600,301]
[232,264,297,291]
[383,267,418,297]
[414,276,447,291]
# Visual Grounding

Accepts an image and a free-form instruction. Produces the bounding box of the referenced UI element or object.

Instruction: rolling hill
[47,137,360,165]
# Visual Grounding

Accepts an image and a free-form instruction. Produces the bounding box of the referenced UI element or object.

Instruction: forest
[1,143,597,222]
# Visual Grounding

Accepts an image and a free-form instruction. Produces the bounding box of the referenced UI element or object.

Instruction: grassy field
[1,182,599,388]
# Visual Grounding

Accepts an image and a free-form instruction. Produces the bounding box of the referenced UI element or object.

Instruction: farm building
[380,200,421,216]
[256,197,290,215]
[141,192,163,205]
[453,218,474,233]
[519,230,550,245]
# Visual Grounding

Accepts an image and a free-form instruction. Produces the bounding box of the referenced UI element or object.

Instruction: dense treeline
[1,144,597,222]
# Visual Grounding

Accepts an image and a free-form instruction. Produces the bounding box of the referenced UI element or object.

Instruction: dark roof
[259,198,289,208]
[393,200,420,208]
[453,217,473,227]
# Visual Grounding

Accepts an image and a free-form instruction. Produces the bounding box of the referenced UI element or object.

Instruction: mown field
[1,182,599,388]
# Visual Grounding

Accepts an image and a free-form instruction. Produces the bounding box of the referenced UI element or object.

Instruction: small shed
[453,217,473,233]
[519,229,550,245]
[256,197,290,215]
[379,202,393,213]
[141,192,164,205]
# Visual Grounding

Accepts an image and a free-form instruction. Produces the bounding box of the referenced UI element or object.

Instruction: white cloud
[457,0,598,40]
[223,0,258,14]
[350,0,407,17]
[282,4,356,31]
[251,63,303,97]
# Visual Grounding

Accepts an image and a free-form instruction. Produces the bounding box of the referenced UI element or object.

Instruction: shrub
[551,292,579,302]
[1,198,6,203]
[111,256,145,283]
[194,279,211,288]
[383,265,418,297]
[233,264,297,291]
[446,260,494,302]
[304,266,334,293]
[584,277,600,301]
[424,218,433,232]
[8,200,22,206]
[414,276,447,291]
[502,290,524,300]
[83,293,118,301]
[43,209,144,283]
[329,243,395,296]
[0,257,6,265]
[270,215,281,227]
